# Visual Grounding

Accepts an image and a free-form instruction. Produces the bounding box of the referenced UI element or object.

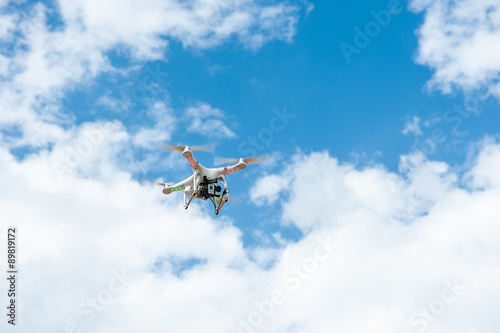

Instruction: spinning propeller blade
[227,196,244,206]
[159,143,216,153]
[159,144,184,152]
[191,144,216,153]
[214,154,268,166]
[141,176,172,187]
[243,155,268,165]
[213,157,239,165]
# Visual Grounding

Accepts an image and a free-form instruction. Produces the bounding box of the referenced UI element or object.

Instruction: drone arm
[212,162,246,178]
[182,149,200,171]
[163,175,193,195]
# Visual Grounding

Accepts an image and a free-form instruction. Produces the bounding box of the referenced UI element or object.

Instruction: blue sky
[48,0,499,246]
[1,0,500,332]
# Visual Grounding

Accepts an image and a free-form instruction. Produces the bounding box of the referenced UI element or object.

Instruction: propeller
[214,154,268,166]
[159,143,216,153]
[226,195,244,206]
[141,176,173,187]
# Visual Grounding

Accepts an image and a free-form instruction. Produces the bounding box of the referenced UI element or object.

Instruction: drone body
[158,145,262,215]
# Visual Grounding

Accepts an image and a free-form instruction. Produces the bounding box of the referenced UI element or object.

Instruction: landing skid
[184,189,229,215]
[213,189,229,215]
[184,195,194,210]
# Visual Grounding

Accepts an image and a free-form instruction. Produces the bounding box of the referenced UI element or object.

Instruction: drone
[149,144,265,215]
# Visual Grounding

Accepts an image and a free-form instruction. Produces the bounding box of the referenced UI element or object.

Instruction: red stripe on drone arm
[225,167,239,175]
[187,156,197,168]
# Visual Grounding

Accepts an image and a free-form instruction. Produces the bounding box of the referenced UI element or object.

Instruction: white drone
[150,144,265,215]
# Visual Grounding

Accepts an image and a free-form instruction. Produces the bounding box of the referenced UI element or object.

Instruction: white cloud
[185,102,236,139]
[67,0,302,52]
[246,140,500,332]
[250,174,289,206]
[0,142,254,332]
[465,137,500,189]
[0,11,15,40]
[411,0,500,98]
[132,101,176,149]
[402,115,423,136]
[2,138,500,332]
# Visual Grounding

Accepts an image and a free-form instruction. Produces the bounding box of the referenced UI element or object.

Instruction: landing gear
[184,194,194,210]
[195,176,229,215]
[213,189,229,215]
[181,176,231,215]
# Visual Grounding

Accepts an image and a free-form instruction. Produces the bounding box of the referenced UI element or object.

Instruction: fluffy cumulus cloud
[247,140,500,333]
[411,0,500,97]
[2,133,500,332]
[132,101,176,149]
[0,138,254,332]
